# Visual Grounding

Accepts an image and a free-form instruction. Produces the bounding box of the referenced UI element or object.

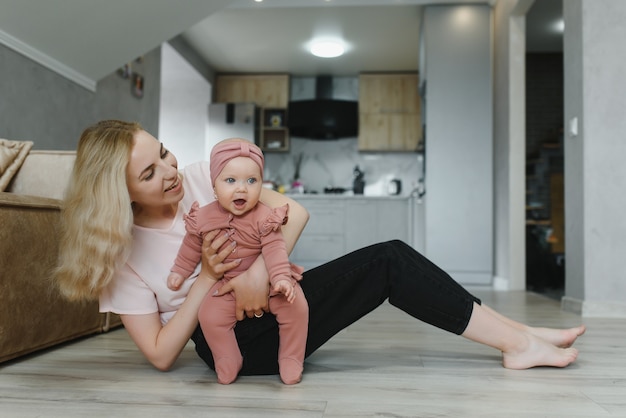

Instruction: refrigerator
[207,102,257,147]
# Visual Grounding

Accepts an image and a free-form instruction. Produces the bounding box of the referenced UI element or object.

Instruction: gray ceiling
[0,0,562,89]
[182,2,427,77]
[183,0,562,77]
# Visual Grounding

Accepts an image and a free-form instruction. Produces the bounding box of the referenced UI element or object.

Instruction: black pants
[191,240,481,375]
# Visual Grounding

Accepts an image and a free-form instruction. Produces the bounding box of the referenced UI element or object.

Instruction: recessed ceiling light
[310,40,345,58]
[552,19,564,33]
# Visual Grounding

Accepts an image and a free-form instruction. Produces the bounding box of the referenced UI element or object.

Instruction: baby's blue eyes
[224,178,258,184]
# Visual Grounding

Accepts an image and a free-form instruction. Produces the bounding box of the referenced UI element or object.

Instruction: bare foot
[527,325,586,348]
[502,333,579,369]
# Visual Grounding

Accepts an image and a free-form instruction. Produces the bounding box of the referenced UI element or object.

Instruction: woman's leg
[301,240,582,368]
[301,240,481,355]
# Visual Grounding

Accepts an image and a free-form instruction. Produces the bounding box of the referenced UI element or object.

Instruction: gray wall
[95,47,161,136]
[562,0,626,317]
[422,4,493,285]
[0,43,161,149]
[0,44,93,149]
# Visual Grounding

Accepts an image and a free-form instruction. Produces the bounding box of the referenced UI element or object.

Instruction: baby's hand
[274,279,296,303]
[167,272,185,291]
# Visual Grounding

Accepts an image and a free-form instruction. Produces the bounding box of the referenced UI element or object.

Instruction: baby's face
[213,156,263,216]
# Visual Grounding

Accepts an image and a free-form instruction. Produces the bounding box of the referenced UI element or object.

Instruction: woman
[55,120,583,378]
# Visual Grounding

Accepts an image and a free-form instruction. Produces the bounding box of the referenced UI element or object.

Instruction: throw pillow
[0,139,34,191]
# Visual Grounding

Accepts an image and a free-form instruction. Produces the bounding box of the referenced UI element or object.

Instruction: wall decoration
[132,73,144,99]
[117,63,132,79]
[118,57,145,98]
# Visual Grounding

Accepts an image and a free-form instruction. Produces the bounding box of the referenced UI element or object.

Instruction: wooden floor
[1,289,625,417]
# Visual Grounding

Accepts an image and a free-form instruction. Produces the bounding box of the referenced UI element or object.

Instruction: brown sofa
[0,150,121,363]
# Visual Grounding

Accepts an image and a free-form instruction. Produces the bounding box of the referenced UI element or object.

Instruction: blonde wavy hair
[55,120,141,301]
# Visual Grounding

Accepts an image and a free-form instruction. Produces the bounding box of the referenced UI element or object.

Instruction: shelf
[258,108,289,152]
[526,219,551,226]
[261,128,289,151]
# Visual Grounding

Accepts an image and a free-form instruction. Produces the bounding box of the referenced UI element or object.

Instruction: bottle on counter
[353,165,365,195]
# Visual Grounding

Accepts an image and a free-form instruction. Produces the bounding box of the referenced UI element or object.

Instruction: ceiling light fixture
[310,40,345,58]
[552,19,565,33]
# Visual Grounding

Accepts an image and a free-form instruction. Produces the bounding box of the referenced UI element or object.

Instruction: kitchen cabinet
[358,73,422,152]
[291,197,410,270]
[345,198,409,253]
[214,74,290,152]
[291,199,345,271]
[214,74,289,107]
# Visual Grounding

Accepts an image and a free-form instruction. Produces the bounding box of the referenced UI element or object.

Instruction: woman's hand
[199,230,241,281]
[214,257,270,320]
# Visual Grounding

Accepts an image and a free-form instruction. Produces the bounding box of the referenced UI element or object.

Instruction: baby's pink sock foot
[215,356,243,385]
[279,357,303,385]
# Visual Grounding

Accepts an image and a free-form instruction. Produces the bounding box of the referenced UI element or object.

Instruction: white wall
[264,137,422,197]
[158,42,211,169]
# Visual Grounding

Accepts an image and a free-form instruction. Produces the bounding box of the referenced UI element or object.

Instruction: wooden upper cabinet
[214,74,290,152]
[214,74,289,108]
[358,73,422,152]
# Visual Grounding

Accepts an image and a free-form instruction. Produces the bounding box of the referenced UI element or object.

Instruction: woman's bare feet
[463,303,583,369]
[481,305,586,348]
[527,325,586,348]
[502,333,579,369]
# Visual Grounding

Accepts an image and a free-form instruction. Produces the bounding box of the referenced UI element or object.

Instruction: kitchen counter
[288,193,412,201]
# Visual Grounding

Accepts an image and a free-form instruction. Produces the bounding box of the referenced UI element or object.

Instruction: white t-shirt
[99,161,214,325]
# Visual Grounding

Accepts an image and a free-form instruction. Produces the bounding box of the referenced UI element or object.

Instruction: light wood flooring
[1,289,625,417]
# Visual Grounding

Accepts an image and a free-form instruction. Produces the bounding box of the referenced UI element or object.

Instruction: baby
[168,138,308,385]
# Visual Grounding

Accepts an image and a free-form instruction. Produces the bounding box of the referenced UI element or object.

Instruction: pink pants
[198,280,309,384]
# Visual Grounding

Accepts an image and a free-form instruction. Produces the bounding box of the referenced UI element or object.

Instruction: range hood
[288,76,358,140]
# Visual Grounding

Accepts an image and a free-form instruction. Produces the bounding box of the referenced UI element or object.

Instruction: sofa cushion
[0,139,33,191]
[6,150,76,199]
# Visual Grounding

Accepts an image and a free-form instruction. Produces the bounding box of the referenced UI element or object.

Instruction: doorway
[524,0,564,299]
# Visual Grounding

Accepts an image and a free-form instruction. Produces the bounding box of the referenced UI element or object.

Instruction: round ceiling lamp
[310,40,345,58]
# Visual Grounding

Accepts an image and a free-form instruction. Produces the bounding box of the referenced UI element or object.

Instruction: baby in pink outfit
[168,138,308,385]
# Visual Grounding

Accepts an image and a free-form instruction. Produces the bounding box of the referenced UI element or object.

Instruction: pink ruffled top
[171,201,303,290]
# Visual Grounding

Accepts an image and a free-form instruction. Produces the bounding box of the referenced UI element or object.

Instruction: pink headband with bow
[210,140,265,185]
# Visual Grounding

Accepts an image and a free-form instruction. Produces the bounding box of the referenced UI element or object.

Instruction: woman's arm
[121,275,214,371]
[120,230,238,371]
[215,189,309,320]
[259,188,309,251]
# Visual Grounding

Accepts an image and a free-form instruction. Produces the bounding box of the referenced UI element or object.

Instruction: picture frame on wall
[132,73,144,98]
